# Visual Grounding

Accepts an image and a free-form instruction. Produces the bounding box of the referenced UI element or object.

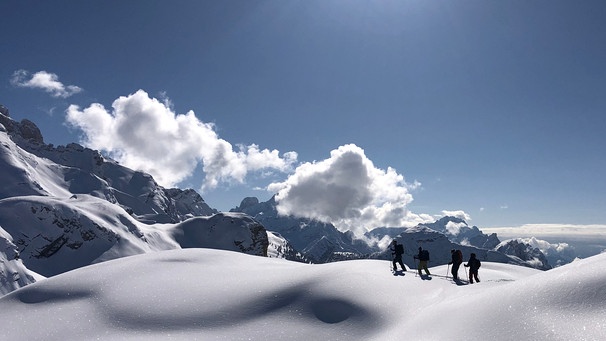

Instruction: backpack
[455,250,463,263]
[395,244,404,256]
[420,249,429,261]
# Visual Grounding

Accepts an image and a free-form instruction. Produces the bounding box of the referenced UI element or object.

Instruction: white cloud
[484,224,606,259]
[445,221,467,235]
[441,210,471,221]
[268,144,431,235]
[65,89,297,190]
[502,236,577,267]
[11,70,82,98]
[483,224,606,238]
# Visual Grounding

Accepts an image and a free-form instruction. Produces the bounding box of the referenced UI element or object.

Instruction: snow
[0,227,44,295]
[1,248,604,340]
[0,130,71,198]
[0,194,178,277]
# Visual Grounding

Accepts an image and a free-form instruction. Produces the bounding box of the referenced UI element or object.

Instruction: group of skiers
[390,240,481,283]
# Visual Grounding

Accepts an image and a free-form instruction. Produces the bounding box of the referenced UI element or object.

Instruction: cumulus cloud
[64,90,436,235]
[441,210,471,221]
[65,89,297,189]
[268,144,432,235]
[11,70,82,98]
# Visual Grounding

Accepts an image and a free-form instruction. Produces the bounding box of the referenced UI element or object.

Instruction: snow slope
[0,193,267,282]
[0,125,215,224]
[0,226,44,295]
[1,248,604,341]
[0,194,179,277]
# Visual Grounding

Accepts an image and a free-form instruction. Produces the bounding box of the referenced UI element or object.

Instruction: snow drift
[0,248,604,340]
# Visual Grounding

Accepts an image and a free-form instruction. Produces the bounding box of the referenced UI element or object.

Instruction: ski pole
[414,257,418,277]
[464,265,469,282]
[447,263,450,278]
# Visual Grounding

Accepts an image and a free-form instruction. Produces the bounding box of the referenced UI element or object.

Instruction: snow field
[0,249,604,340]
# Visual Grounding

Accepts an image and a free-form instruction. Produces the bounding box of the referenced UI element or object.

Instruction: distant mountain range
[0,105,573,295]
[231,196,552,269]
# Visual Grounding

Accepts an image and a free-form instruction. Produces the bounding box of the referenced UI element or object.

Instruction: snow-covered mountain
[374,224,549,269]
[508,236,578,267]
[415,216,552,269]
[0,108,267,293]
[0,192,268,278]
[267,231,309,262]
[495,238,552,270]
[232,196,375,263]
[422,215,501,249]
[1,248,604,340]
[169,212,268,256]
[1,112,216,223]
[232,196,555,269]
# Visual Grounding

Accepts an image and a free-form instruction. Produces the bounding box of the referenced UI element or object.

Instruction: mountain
[232,196,375,263]
[422,216,501,249]
[0,116,217,223]
[267,231,309,262]
[414,216,552,269]
[495,239,552,270]
[375,221,553,270]
[0,108,268,293]
[508,236,578,267]
[1,248,604,340]
[170,212,268,256]
[232,196,554,269]
[0,193,268,278]
[376,224,548,269]
[1,108,216,223]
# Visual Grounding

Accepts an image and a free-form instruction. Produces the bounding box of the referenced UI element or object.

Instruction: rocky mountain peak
[496,239,551,270]
[0,104,9,117]
[0,108,44,144]
[238,197,260,211]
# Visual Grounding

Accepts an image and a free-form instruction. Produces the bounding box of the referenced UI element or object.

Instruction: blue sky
[2,0,605,234]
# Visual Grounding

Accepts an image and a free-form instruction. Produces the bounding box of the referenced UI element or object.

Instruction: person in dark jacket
[464,253,481,283]
[413,247,431,276]
[390,240,407,272]
[448,249,463,280]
